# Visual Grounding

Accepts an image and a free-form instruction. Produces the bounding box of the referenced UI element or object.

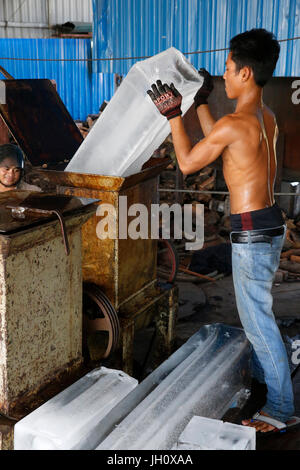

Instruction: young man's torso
[222,104,278,215]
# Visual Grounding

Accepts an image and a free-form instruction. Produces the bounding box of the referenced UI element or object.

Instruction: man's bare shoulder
[212,113,252,140]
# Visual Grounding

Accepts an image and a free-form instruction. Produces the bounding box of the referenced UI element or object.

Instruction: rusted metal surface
[40,156,170,189]
[5,194,83,256]
[117,284,178,376]
[118,178,157,304]
[0,191,92,233]
[0,204,95,259]
[59,181,157,308]
[153,285,178,365]
[46,170,125,191]
[0,75,170,307]
[57,188,119,305]
[0,200,96,414]
[0,420,14,450]
[0,79,83,167]
[118,318,135,377]
[48,158,171,310]
[118,281,160,322]
[0,76,178,404]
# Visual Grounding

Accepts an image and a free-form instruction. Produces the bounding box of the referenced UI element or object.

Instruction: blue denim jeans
[231,226,295,422]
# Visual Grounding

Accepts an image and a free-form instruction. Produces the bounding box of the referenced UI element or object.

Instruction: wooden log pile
[279,218,300,278]
[75,114,100,138]
[74,102,109,139]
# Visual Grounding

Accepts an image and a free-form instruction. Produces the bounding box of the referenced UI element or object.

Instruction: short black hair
[230,29,280,87]
[0,144,24,167]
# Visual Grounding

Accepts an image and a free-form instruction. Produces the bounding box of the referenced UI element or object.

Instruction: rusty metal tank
[0,190,96,415]
[0,78,178,375]
[39,158,170,310]
[0,78,170,308]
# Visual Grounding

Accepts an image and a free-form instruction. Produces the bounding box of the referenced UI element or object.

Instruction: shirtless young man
[148,28,295,432]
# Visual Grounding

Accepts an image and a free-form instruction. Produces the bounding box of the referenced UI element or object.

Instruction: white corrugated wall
[0,0,93,38]
[49,0,93,24]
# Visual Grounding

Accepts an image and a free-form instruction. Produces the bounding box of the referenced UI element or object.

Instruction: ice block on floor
[96,324,251,450]
[175,416,256,450]
[65,47,203,177]
[14,367,138,450]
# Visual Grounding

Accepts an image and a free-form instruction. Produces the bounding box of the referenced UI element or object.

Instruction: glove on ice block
[14,367,138,450]
[65,47,203,177]
[97,324,251,450]
[173,416,256,450]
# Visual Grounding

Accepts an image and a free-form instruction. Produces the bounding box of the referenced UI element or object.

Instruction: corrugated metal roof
[0,38,114,120]
[0,0,93,38]
[92,0,300,77]
[49,0,93,25]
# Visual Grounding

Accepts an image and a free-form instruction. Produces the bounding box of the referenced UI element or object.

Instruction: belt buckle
[253,234,272,244]
[232,233,247,243]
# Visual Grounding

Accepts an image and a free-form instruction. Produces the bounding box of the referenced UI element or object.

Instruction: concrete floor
[177,276,300,450]
[134,274,300,450]
[176,276,300,343]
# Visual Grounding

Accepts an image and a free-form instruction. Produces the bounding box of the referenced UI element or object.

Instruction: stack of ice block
[14,367,138,450]
[65,47,203,177]
[96,324,251,450]
[172,416,256,450]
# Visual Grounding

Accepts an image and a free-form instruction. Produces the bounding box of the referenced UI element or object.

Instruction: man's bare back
[222,105,278,214]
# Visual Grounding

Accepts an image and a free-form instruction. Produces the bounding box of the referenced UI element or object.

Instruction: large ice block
[65,47,203,177]
[14,367,138,450]
[174,416,256,450]
[97,324,251,450]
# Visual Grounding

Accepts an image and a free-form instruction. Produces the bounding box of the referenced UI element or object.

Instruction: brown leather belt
[231,226,285,244]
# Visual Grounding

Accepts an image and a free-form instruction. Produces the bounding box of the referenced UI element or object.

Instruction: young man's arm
[169,115,235,175]
[196,104,216,137]
[147,80,235,174]
[194,69,216,136]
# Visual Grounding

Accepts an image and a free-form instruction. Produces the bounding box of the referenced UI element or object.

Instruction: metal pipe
[0,65,14,79]
[0,21,49,29]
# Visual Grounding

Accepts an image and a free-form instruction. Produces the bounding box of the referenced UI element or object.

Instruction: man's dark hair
[0,143,24,168]
[230,29,280,87]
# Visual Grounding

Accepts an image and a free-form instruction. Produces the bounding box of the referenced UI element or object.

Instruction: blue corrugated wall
[92,0,300,76]
[0,38,115,120]
[0,1,298,121]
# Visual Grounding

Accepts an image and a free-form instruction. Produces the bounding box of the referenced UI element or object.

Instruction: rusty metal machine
[0,78,178,381]
[45,162,178,374]
[0,189,96,448]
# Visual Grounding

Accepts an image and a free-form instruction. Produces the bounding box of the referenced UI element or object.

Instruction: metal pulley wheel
[83,283,120,360]
[157,237,179,283]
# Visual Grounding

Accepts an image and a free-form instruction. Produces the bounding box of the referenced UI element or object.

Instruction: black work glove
[147,80,182,120]
[194,68,214,108]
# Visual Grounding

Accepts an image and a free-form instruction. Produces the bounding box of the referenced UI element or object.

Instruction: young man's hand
[194,68,214,108]
[147,80,182,120]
